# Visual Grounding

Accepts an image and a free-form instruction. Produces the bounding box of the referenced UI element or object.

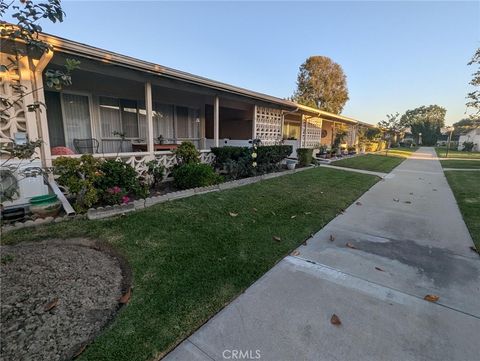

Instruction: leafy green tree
[467,48,480,117]
[378,113,404,152]
[292,56,349,114]
[400,105,446,146]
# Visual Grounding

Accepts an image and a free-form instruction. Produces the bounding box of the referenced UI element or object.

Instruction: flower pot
[286,160,296,170]
[29,194,61,218]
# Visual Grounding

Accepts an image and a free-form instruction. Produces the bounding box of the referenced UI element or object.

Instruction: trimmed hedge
[296,148,313,166]
[211,145,292,179]
[172,163,223,190]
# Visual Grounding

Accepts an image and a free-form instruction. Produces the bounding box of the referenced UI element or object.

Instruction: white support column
[300,114,305,148]
[214,95,219,147]
[145,81,154,157]
[252,105,257,141]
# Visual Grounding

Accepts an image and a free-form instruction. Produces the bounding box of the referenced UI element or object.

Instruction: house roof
[36,32,371,126]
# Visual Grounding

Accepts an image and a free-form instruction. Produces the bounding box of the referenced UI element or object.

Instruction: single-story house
[458,127,480,151]
[0,30,374,207]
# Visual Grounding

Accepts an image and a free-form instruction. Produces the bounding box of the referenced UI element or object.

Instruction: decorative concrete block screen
[255,107,282,145]
[0,54,27,155]
[304,117,323,148]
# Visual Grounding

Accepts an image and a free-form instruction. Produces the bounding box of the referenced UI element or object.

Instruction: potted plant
[318,145,328,159]
[286,159,297,170]
[330,147,338,158]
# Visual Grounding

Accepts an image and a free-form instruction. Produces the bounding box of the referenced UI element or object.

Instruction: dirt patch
[0,238,129,361]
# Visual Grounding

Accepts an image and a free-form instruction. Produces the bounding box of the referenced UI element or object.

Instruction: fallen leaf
[329,234,335,242]
[119,288,131,304]
[290,215,297,219]
[424,294,440,302]
[252,208,258,212]
[291,250,300,256]
[271,211,276,216]
[375,266,384,272]
[73,344,86,359]
[302,240,308,246]
[43,298,59,312]
[404,201,412,204]
[346,242,357,249]
[355,201,362,206]
[409,192,414,195]
[433,189,437,191]
[393,198,399,202]
[229,212,238,217]
[330,314,342,326]
[470,246,479,254]
[273,236,282,242]
[304,212,312,215]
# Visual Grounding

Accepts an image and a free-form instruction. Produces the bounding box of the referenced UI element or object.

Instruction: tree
[292,56,349,114]
[378,113,404,153]
[466,48,480,117]
[400,105,446,146]
[0,0,78,205]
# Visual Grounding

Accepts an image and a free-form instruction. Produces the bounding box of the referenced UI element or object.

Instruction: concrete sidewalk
[165,147,479,361]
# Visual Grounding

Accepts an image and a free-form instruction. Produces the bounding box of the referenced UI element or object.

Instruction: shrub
[296,148,313,166]
[255,145,292,173]
[463,141,475,152]
[211,146,250,167]
[174,141,199,165]
[96,159,143,198]
[146,160,164,186]
[172,163,222,190]
[53,155,101,212]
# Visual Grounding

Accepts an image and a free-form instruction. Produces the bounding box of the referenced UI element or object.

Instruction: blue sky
[38,1,479,125]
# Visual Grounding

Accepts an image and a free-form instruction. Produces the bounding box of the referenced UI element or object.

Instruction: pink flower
[122,195,130,204]
[113,186,122,194]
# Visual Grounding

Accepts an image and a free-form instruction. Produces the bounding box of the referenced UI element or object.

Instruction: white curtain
[153,103,174,141]
[62,93,92,150]
[99,97,121,138]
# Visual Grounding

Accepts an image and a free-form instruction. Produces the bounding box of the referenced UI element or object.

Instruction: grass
[2,168,378,361]
[331,148,417,173]
[444,171,480,249]
[435,147,480,159]
[440,160,480,169]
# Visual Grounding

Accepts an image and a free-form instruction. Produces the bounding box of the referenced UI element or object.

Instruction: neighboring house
[0,30,374,207]
[458,127,480,151]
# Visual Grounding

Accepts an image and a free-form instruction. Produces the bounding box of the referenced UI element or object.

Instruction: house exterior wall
[320,120,334,146]
[458,128,480,151]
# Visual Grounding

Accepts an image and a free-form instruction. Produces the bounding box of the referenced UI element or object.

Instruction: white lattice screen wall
[255,107,282,145]
[0,54,27,156]
[304,117,323,148]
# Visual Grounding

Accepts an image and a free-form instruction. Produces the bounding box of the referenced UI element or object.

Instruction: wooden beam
[145,81,154,155]
[214,95,219,147]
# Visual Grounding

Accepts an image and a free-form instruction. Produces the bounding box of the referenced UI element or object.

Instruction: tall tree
[378,113,404,153]
[466,48,480,117]
[292,56,349,114]
[400,105,446,146]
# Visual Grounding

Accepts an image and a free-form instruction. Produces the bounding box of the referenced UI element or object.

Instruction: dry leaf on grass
[119,288,131,304]
[304,212,312,215]
[346,242,357,249]
[43,298,59,312]
[329,234,335,242]
[291,215,297,219]
[252,208,258,212]
[273,236,282,242]
[424,294,440,302]
[291,250,300,256]
[229,212,238,217]
[330,314,342,326]
[375,266,384,272]
[271,211,276,216]
[355,202,362,206]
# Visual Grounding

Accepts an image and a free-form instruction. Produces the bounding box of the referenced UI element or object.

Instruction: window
[45,91,92,152]
[99,97,142,138]
[153,103,174,141]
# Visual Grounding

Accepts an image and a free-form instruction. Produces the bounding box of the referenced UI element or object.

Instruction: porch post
[252,105,257,141]
[300,114,305,148]
[214,95,219,147]
[145,81,154,156]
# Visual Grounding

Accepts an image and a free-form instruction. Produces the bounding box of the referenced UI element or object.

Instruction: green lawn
[331,154,405,173]
[435,147,480,159]
[444,171,480,250]
[440,160,480,169]
[2,168,378,361]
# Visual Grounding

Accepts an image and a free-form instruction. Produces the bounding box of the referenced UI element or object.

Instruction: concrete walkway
[165,147,479,361]
[319,163,388,178]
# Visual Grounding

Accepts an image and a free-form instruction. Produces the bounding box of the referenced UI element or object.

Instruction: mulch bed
[0,239,128,361]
